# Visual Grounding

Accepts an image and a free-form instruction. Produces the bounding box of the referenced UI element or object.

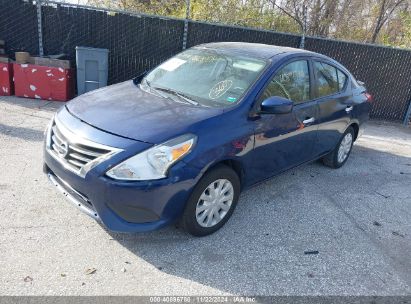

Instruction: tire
[322,126,355,169]
[181,165,240,237]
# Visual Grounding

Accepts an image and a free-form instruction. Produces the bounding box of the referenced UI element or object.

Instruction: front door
[249,59,319,184]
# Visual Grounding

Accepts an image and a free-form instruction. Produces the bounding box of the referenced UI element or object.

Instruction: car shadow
[105,144,411,295]
[0,123,45,142]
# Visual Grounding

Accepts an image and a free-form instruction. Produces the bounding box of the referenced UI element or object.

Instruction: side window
[260,60,310,104]
[337,69,347,90]
[314,61,347,97]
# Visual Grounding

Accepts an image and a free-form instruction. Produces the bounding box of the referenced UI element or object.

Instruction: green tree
[86,0,411,49]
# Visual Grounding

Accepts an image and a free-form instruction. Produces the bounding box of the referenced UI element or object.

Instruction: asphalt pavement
[0,96,410,296]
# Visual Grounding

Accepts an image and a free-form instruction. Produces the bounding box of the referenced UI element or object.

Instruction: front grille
[47,118,121,177]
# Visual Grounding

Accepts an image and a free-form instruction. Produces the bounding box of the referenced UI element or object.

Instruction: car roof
[195,42,318,60]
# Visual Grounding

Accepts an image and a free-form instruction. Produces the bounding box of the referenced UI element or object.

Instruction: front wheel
[322,127,354,168]
[181,165,240,237]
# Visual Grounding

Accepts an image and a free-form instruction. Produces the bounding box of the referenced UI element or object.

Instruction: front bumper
[45,152,200,232]
[47,171,100,221]
[43,108,202,233]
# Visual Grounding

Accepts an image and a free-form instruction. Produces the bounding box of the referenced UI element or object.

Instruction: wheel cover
[195,179,234,228]
[337,133,353,163]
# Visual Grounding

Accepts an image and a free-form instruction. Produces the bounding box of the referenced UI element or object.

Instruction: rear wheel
[181,165,240,237]
[322,126,354,168]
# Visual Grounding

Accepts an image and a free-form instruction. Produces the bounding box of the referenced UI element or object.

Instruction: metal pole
[299,4,307,49]
[403,99,411,126]
[36,0,44,56]
[182,0,190,50]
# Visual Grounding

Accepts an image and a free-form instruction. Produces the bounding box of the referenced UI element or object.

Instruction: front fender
[184,134,254,188]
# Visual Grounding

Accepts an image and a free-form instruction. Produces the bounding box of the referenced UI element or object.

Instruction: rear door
[312,60,353,156]
[249,58,319,183]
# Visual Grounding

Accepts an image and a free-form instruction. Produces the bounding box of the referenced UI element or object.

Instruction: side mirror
[132,71,148,85]
[260,96,293,114]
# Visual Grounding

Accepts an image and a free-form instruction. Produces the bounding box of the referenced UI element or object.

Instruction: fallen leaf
[85,268,97,275]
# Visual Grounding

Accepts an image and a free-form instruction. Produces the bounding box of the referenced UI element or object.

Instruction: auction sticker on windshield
[159,58,186,71]
[233,60,265,72]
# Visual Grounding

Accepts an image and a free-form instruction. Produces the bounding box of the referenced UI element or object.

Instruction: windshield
[141,48,267,108]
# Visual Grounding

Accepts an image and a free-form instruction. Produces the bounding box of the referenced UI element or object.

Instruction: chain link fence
[0,0,39,56]
[1,0,411,123]
[41,1,184,84]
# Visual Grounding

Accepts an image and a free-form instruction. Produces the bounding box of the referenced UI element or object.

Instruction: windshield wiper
[140,79,170,99]
[151,86,199,106]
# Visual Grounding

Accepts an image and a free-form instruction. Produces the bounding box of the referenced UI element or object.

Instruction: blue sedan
[43,42,371,236]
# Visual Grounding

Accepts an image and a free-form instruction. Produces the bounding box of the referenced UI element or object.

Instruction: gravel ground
[0,96,410,296]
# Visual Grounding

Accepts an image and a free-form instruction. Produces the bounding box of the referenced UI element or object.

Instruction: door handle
[345,105,354,113]
[303,117,315,124]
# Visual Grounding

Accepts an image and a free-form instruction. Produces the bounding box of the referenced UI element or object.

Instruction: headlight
[106,134,197,181]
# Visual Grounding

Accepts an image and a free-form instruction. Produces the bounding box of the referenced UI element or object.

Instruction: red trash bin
[13,63,74,101]
[0,62,14,96]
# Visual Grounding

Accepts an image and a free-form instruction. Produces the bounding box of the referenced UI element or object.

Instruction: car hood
[66,81,223,144]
